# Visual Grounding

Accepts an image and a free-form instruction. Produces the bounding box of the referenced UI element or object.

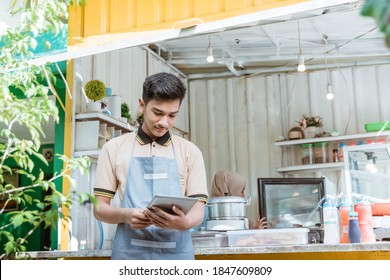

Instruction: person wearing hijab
[210,170,267,229]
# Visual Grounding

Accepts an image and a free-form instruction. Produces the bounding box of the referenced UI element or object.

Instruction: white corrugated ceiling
[25,0,389,81]
[150,1,389,79]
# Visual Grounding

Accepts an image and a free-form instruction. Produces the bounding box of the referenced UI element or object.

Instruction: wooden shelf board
[74,150,100,158]
[276,162,345,173]
[275,131,390,147]
[75,112,135,132]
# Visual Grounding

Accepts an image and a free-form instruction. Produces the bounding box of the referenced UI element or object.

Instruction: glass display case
[343,143,390,202]
[257,178,325,228]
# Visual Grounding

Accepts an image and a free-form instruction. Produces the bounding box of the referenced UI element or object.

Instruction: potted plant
[85,79,106,112]
[297,114,323,139]
[288,126,304,140]
[121,102,131,123]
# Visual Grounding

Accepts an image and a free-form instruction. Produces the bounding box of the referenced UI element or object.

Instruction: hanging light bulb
[206,35,214,63]
[324,36,334,101]
[297,53,306,72]
[207,46,214,63]
[326,83,334,100]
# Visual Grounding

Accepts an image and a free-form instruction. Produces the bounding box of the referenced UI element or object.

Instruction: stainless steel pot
[206,196,251,219]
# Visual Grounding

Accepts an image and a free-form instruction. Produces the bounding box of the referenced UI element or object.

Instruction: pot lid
[207,196,248,204]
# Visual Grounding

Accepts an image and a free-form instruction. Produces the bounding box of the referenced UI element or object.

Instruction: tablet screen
[147,195,198,214]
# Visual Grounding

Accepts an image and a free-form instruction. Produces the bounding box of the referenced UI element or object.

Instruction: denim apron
[111,134,194,260]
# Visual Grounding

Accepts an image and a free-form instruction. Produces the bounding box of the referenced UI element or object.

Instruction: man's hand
[125,208,152,229]
[94,196,152,229]
[144,205,190,231]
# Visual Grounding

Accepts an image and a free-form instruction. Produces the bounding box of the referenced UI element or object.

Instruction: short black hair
[142,72,186,105]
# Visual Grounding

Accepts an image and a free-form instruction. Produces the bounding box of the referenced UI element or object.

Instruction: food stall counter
[20,242,390,260]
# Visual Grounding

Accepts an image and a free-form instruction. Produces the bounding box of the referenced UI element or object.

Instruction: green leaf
[40,181,49,191]
[23,194,33,205]
[34,200,45,210]
[88,194,98,206]
[2,166,12,174]
[11,214,24,228]
[0,129,11,138]
[27,158,34,172]
[37,170,45,182]
[16,169,35,181]
[4,241,16,256]
[23,212,35,222]
[31,150,48,165]
[1,230,14,241]
[361,0,390,44]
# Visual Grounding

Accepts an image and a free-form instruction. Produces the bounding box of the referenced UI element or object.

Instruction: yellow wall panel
[83,0,110,36]
[68,2,84,41]
[135,0,163,28]
[192,0,222,17]
[164,0,193,22]
[224,0,254,12]
[110,0,137,32]
[69,0,308,39]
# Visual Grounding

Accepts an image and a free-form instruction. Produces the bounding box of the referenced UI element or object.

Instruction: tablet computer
[147,194,198,215]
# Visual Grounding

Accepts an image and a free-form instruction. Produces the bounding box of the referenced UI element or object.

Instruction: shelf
[75,112,135,132]
[275,131,390,147]
[74,112,136,158]
[74,149,100,158]
[276,162,344,173]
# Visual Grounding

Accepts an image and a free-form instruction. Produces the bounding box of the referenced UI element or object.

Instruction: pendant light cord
[323,35,330,83]
[298,19,302,54]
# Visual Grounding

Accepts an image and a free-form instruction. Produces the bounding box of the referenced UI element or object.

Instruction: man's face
[139,98,180,140]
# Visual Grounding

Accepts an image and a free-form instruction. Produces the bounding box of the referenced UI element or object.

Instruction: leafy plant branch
[361,0,390,47]
[0,0,93,258]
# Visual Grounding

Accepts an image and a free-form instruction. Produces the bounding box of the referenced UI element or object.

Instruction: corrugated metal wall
[188,65,390,221]
[71,45,390,238]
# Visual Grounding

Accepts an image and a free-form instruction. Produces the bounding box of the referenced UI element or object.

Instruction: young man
[93,72,208,260]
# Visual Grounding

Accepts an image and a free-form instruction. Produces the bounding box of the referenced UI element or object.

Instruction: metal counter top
[19,242,390,259]
[194,242,390,255]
